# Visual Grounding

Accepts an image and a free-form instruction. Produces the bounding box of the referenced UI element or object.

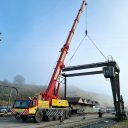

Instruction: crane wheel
[65,110,70,119]
[54,115,59,120]
[48,116,53,121]
[62,111,65,119]
[34,111,43,123]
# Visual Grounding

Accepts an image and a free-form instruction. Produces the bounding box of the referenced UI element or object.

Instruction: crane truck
[11,0,86,123]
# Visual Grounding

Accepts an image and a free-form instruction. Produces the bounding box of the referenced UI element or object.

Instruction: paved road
[0,113,114,128]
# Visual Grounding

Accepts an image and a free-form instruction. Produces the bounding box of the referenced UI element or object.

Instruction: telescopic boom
[42,0,86,101]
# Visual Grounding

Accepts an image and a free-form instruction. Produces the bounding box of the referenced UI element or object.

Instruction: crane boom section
[45,0,86,99]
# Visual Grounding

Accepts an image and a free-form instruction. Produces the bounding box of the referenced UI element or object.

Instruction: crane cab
[11,98,49,120]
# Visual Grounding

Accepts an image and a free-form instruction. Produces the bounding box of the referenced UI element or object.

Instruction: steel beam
[63,61,120,72]
[115,74,122,120]
[110,77,118,119]
[62,70,103,77]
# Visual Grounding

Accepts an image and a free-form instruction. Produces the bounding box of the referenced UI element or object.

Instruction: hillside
[66,86,113,107]
[0,82,114,107]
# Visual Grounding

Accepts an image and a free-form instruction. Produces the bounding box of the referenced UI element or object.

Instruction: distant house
[66,97,100,113]
[67,97,83,104]
[92,100,100,106]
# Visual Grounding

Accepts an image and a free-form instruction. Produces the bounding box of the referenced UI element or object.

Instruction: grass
[110,120,128,128]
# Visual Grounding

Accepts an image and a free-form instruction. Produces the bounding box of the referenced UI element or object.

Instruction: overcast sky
[0,0,128,100]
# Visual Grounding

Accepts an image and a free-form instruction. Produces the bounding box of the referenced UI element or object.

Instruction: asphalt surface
[0,113,114,128]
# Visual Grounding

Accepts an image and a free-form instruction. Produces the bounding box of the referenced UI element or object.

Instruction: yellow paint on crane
[38,100,49,108]
[13,108,25,113]
[52,99,69,107]
[29,106,37,114]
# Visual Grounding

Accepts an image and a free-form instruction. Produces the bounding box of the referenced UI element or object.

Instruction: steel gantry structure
[62,61,126,121]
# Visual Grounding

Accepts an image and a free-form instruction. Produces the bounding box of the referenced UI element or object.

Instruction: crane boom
[42,0,86,101]
[12,1,87,120]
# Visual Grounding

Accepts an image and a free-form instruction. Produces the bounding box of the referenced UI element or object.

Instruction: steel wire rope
[44,61,57,88]
[46,1,108,87]
[87,34,108,61]
[65,1,108,66]
[65,3,88,66]
[84,1,108,61]
[65,34,87,66]
[85,1,88,35]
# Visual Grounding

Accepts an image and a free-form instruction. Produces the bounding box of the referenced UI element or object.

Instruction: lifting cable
[87,35,108,60]
[65,34,87,65]
[66,2,108,66]
[85,1,107,61]
[65,3,88,66]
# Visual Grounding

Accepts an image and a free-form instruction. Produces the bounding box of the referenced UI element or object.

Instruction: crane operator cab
[11,97,49,121]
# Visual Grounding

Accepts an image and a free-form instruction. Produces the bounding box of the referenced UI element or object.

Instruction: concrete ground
[0,113,114,128]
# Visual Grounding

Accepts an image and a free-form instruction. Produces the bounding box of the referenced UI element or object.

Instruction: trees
[13,75,26,85]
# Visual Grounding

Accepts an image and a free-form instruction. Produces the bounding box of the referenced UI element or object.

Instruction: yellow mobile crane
[11,0,86,122]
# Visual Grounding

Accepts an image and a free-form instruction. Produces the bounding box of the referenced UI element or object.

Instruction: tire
[48,116,53,121]
[54,115,59,120]
[65,110,70,119]
[60,110,65,120]
[21,116,28,121]
[34,111,43,123]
